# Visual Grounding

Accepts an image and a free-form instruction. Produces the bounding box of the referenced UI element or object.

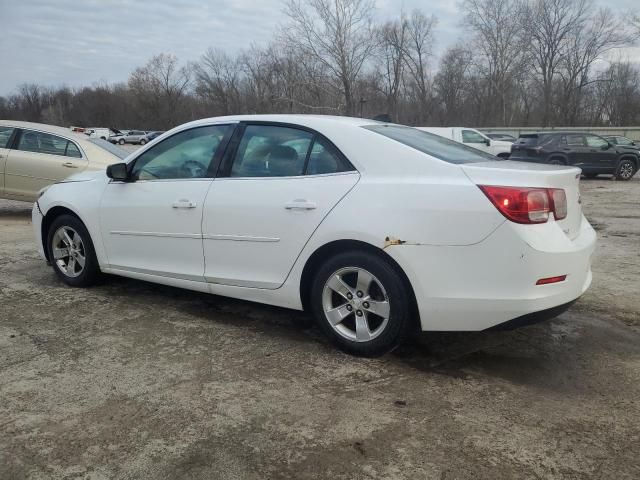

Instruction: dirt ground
[1,176,639,479]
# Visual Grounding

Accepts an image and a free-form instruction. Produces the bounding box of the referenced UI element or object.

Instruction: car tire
[139,139,146,145]
[118,139,125,145]
[310,250,412,357]
[46,214,101,287]
[615,158,637,181]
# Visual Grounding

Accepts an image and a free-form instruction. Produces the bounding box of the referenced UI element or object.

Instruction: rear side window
[17,130,81,157]
[231,125,313,177]
[363,125,496,164]
[515,134,540,146]
[585,135,608,148]
[306,137,352,175]
[564,135,585,146]
[616,137,633,146]
[0,127,14,148]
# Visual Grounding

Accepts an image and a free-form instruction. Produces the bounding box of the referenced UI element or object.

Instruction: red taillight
[479,185,567,224]
[536,275,567,285]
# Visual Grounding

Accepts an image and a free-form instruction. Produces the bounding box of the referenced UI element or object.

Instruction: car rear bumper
[386,217,596,331]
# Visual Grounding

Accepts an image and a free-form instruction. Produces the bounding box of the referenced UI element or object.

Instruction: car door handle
[172,199,197,209]
[62,162,78,168]
[285,200,317,210]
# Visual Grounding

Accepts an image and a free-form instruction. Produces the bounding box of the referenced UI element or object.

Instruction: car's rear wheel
[118,138,125,145]
[311,251,411,357]
[47,215,100,287]
[615,159,637,181]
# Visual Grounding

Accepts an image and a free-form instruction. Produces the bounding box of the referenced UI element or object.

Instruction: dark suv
[510,132,638,180]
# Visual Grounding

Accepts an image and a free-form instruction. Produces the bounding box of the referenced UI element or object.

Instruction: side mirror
[485,138,491,146]
[106,162,129,181]
[602,142,612,150]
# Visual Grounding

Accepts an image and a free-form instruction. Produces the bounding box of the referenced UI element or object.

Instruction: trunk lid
[462,160,583,240]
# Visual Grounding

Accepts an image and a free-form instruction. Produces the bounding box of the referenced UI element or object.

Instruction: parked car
[33,115,595,356]
[0,120,128,202]
[603,135,639,152]
[417,127,512,158]
[486,133,517,142]
[110,130,148,145]
[85,128,120,140]
[510,132,638,180]
[143,131,165,142]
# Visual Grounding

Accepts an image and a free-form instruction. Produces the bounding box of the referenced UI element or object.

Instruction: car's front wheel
[139,138,147,145]
[615,158,637,181]
[311,251,412,357]
[118,138,125,145]
[47,214,101,287]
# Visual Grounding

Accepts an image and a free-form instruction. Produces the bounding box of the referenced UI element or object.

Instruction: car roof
[178,114,382,131]
[0,120,91,142]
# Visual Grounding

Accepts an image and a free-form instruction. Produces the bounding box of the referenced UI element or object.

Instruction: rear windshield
[87,138,128,159]
[362,124,497,164]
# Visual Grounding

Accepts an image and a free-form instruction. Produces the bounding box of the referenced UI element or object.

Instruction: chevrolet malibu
[33,115,596,356]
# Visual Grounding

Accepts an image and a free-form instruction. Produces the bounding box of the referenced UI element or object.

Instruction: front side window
[0,127,15,148]
[230,125,313,177]
[585,135,608,148]
[363,125,496,164]
[17,130,80,157]
[131,125,231,181]
[461,130,487,144]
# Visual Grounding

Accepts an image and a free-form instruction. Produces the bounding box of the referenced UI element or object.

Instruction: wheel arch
[299,239,420,327]
[548,154,568,164]
[41,205,84,262]
[618,154,638,168]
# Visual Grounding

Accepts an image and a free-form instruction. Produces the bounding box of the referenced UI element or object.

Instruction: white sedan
[33,115,596,356]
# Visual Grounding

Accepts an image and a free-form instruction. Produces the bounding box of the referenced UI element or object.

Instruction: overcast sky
[0,0,638,95]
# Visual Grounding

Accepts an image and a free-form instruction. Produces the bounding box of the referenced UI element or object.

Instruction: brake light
[536,275,567,285]
[478,185,567,224]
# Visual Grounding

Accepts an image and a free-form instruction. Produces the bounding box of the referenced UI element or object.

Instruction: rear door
[561,134,589,167]
[5,129,88,201]
[202,123,359,289]
[0,126,16,196]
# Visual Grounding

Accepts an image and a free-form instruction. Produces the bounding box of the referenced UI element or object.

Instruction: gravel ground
[0,176,639,479]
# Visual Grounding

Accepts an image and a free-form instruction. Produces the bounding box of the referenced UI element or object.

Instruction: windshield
[363,124,497,164]
[87,138,128,159]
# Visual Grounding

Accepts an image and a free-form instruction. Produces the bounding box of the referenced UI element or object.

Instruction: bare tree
[376,16,409,120]
[282,0,376,115]
[461,0,527,125]
[128,53,192,128]
[525,0,590,126]
[401,11,437,123]
[434,46,473,125]
[194,48,243,115]
[557,7,633,123]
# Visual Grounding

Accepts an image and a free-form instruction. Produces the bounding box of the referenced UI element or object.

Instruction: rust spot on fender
[383,236,407,249]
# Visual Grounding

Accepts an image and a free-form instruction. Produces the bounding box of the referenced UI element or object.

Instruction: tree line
[1,0,639,130]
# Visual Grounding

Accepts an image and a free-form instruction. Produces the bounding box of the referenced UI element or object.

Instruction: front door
[202,123,359,289]
[585,134,618,170]
[461,129,490,154]
[4,129,88,201]
[99,123,234,281]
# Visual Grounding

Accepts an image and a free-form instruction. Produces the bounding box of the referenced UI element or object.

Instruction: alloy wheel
[51,226,86,278]
[619,162,634,179]
[322,267,390,342]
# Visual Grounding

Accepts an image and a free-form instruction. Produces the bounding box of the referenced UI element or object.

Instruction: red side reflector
[536,275,567,285]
